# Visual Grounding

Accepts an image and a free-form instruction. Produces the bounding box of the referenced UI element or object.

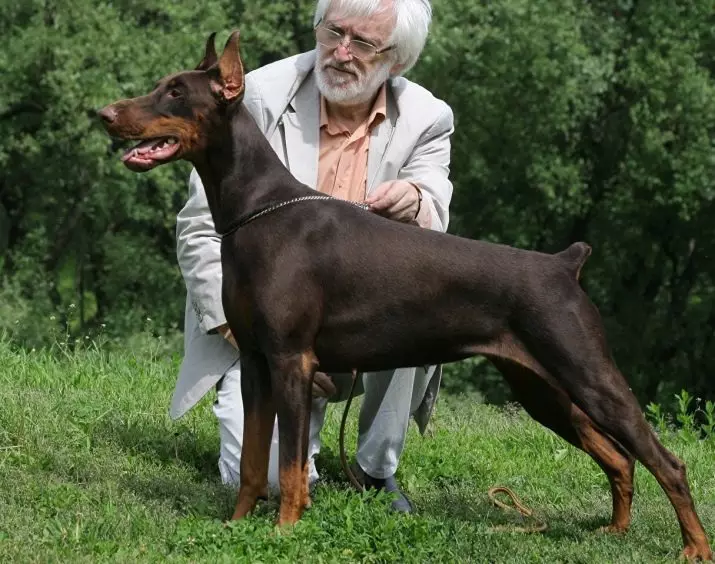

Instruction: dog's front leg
[270,350,318,527]
[232,352,275,520]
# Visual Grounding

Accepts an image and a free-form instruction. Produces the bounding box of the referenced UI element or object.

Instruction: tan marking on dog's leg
[231,354,274,520]
[272,351,316,527]
[574,412,635,532]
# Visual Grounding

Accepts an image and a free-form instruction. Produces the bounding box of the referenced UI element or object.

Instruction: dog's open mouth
[121,137,180,171]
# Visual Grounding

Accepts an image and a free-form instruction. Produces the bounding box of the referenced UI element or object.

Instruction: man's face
[314,2,400,105]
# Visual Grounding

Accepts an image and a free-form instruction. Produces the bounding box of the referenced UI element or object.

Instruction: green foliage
[0,0,314,345]
[1,339,714,562]
[647,389,715,444]
[418,0,715,404]
[1,0,714,404]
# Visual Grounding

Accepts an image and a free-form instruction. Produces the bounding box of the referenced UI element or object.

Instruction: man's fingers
[389,197,413,214]
[367,185,402,211]
[366,194,393,209]
[377,190,412,217]
[217,323,240,350]
[312,371,337,398]
[368,198,394,211]
[365,182,392,202]
[365,181,418,222]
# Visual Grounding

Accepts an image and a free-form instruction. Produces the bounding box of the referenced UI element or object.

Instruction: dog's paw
[597,523,629,535]
[680,543,713,562]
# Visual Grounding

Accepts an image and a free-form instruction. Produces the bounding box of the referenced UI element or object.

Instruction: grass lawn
[1,339,713,562]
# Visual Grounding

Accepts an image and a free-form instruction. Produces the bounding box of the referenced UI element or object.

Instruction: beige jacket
[170,50,454,423]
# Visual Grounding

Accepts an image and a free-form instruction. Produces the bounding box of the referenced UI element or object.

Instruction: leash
[218,195,370,238]
[337,373,548,533]
[486,486,548,533]
[339,369,365,492]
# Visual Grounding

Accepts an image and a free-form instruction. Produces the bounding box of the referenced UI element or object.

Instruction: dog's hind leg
[573,374,710,559]
[232,352,275,520]
[522,288,712,560]
[270,350,317,527]
[491,358,635,532]
[575,409,635,533]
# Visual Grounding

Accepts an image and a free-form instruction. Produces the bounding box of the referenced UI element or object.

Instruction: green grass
[1,339,713,563]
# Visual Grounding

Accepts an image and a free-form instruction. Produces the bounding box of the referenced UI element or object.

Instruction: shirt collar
[319,83,387,135]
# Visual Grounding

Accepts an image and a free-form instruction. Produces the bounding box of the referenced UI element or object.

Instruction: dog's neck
[192,103,308,234]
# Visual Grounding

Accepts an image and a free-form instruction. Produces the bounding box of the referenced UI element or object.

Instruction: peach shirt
[316,84,387,202]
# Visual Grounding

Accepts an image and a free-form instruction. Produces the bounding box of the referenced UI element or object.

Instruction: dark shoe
[351,463,413,513]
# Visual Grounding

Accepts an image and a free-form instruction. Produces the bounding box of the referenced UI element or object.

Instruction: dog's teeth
[167,138,178,145]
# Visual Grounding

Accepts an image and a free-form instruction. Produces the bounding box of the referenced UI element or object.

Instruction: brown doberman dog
[98,32,711,560]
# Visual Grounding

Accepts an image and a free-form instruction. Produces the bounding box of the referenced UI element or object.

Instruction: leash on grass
[339,369,365,492]
[337,373,547,533]
[486,486,548,533]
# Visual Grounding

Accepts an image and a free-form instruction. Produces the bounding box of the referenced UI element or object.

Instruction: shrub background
[1,0,714,407]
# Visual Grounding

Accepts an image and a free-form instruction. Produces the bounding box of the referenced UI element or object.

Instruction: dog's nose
[97,106,118,124]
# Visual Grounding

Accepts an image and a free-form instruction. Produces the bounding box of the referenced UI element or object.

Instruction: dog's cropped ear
[196,32,218,71]
[217,30,244,102]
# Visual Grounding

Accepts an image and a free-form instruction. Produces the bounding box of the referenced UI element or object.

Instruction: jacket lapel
[366,82,398,195]
[275,59,398,194]
[281,73,320,189]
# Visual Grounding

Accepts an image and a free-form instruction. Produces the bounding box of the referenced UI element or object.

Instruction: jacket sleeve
[398,102,454,233]
[175,168,226,334]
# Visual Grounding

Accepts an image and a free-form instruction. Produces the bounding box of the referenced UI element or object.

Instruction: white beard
[314,53,392,106]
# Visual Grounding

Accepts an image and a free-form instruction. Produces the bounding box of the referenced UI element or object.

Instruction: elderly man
[171,0,453,512]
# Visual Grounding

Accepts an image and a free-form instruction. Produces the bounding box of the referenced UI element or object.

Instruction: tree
[0,0,314,344]
[414,0,715,404]
[2,0,714,405]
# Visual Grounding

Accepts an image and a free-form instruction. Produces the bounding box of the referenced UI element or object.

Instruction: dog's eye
[167,88,182,99]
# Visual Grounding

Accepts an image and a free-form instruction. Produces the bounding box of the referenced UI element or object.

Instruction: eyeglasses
[315,26,394,61]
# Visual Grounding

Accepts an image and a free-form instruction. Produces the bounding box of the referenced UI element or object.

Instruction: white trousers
[213,362,430,490]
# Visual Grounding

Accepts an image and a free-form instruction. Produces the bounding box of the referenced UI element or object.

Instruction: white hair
[313,0,432,75]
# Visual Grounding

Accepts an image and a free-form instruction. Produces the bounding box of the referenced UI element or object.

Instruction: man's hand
[365,180,423,224]
[217,323,239,350]
[312,371,337,398]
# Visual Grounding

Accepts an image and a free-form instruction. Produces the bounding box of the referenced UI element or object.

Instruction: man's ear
[195,32,218,71]
[217,30,244,102]
[389,61,406,77]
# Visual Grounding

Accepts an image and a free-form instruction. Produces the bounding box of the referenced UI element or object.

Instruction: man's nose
[333,42,353,63]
